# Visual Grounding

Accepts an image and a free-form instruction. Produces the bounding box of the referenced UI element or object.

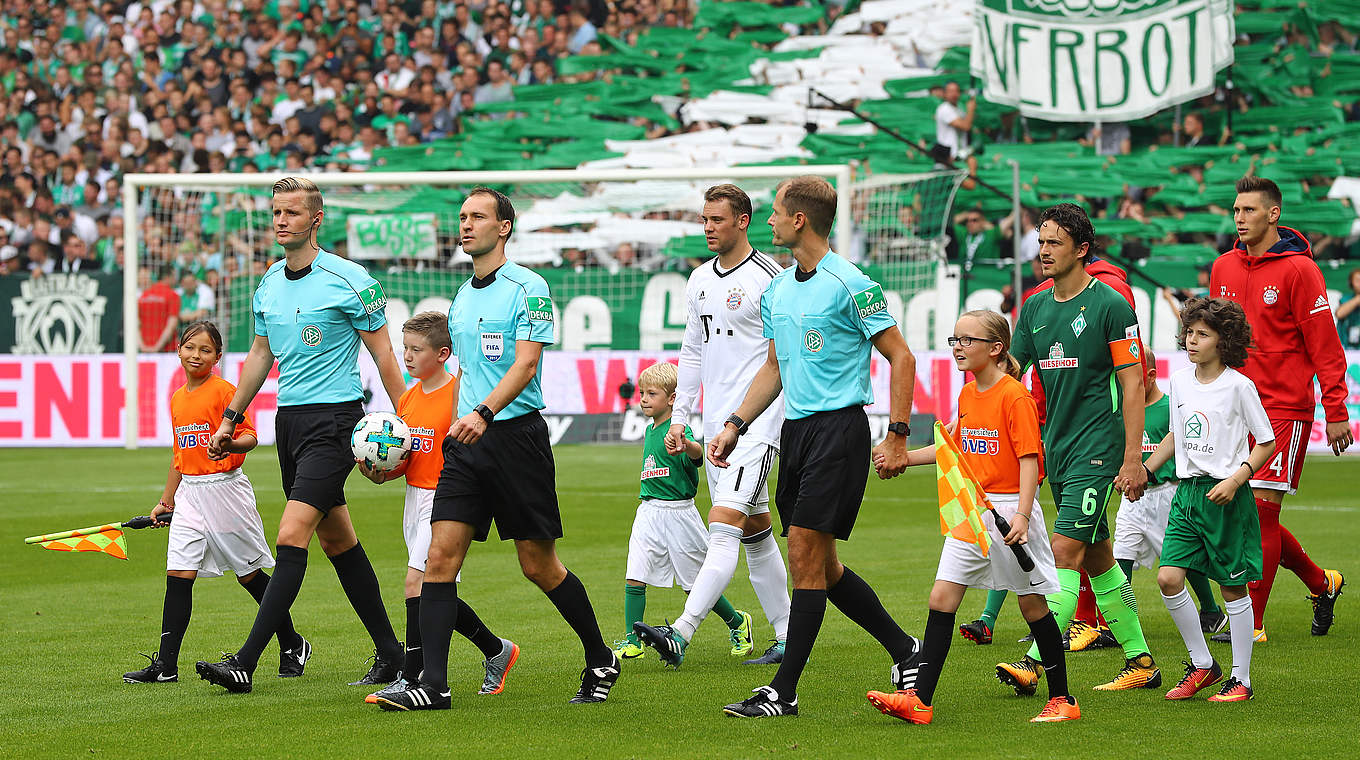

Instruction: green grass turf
[1,446,1358,758]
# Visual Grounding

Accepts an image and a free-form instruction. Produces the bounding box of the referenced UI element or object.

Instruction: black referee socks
[827,566,915,662]
[545,570,613,669]
[158,575,194,669]
[328,542,402,660]
[769,588,827,700]
[455,598,505,660]
[240,570,302,652]
[419,581,459,692]
[237,544,307,671]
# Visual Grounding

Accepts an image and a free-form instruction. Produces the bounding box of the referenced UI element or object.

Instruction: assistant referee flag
[935,422,991,557]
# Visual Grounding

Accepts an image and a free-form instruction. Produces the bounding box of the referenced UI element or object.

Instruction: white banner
[347,213,439,260]
[1,351,1356,451]
[970,0,1235,122]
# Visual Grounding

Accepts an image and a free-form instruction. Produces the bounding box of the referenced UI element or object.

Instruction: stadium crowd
[1,1,1358,344]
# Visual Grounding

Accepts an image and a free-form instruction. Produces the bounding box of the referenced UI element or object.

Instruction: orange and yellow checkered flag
[24,524,129,560]
[935,421,992,557]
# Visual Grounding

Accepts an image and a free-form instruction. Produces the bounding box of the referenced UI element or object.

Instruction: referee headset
[287,207,323,249]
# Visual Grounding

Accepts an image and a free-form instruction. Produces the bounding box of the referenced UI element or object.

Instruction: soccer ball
[351,412,413,471]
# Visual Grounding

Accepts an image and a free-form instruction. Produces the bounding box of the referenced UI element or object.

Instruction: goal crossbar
[120,165,854,448]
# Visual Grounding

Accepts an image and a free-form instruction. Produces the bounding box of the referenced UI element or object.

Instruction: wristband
[1143,463,1155,483]
[1014,512,1030,520]
[221,407,245,425]
[725,413,749,435]
[887,421,909,437]
[474,404,495,424]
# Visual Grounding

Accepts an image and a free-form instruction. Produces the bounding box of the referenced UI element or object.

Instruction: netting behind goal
[123,166,963,445]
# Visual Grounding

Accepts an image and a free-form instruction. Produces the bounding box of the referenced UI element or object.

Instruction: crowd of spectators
[1,0,1357,350]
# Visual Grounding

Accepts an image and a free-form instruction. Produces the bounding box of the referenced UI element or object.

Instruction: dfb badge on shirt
[481,331,504,362]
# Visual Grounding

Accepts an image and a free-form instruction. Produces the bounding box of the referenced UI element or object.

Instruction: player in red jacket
[1209,176,1349,642]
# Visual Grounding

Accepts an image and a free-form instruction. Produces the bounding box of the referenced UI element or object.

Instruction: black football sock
[240,570,302,651]
[158,576,194,670]
[404,596,423,679]
[827,566,914,661]
[418,582,458,692]
[768,589,827,701]
[328,542,402,660]
[1029,612,1070,699]
[236,545,306,671]
[455,597,504,659]
[915,609,956,705]
[545,570,613,668]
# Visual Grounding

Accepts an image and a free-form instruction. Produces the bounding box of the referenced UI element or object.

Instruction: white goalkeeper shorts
[167,469,274,578]
[403,485,459,581]
[934,492,1059,595]
[704,440,774,516]
[1113,481,1176,569]
[625,498,710,589]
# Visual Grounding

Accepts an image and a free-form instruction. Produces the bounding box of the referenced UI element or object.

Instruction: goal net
[121,166,964,446]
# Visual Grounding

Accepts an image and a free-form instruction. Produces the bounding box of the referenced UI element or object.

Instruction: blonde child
[124,321,308,683]
[1144,298,1274,702]
[358,312,518,701]
[622,362,754,665]
[867,310,1077,724]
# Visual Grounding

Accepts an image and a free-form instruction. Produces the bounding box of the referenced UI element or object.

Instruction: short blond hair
[638,362,678,395]
[402,311,452,351]
[272,176,323,213]
[778,175,837,237]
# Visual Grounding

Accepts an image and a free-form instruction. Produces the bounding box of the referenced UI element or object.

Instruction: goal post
[120,166,853,449]
[121,164,963,449]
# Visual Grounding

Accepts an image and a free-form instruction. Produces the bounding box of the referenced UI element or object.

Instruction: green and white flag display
[347,213,440,260]
[970,0,1235,122]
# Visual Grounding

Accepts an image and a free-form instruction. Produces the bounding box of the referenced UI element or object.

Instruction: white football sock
[1162,588,1213,669]
[674,522,743,642]
[1225,595,1254,687]
[743,527,791,641]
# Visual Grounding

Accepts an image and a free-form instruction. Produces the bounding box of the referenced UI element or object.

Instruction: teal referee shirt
[253,250,387,406]
[760,251,895,419]
[448,261,555,420]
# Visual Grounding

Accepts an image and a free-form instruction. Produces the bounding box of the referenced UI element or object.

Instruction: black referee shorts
[432,410,562,542]
[775,405,871,541]
[275,400,362,514]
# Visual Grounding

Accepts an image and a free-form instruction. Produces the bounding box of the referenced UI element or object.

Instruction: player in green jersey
[995,203,1161,694]
[623,362,754,664]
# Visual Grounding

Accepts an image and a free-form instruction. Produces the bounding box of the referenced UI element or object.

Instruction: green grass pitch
[2,446,1357,758]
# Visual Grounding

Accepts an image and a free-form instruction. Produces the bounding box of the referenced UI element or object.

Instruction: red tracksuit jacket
[1210,226,1349,423]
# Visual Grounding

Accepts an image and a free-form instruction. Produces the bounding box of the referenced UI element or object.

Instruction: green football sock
[1187,570,1220,615]
[711,594,743,630]
[980,589,1007,629]
[1117,558,1135,583]
[1027,568,1080,662]
[1090,564,1151,659]
[624,584,647,645]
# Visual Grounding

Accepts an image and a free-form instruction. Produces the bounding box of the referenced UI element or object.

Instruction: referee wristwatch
[725,413,750,436]
[887,421,910,437]
[221,408,246,425]
[474,404,495,424]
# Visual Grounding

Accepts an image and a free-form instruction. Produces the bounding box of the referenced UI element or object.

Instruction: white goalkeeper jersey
[673,248,785,447]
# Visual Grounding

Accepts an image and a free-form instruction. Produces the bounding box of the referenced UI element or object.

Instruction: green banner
[971,0,1236,121]
[2,272,123,354]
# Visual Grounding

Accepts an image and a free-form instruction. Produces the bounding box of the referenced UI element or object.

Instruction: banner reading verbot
[1,351,1357,451]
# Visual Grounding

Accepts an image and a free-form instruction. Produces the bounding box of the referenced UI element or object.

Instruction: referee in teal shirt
[199,177,408,694]
[710,176,922,718]
[373,188,617,712]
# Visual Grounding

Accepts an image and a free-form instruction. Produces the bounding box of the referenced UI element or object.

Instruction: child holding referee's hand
[616,362,752,664]
[868,310,1077,725]
[1143,297,1275,703]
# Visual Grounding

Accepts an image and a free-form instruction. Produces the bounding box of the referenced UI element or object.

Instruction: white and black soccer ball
[351,412,413,471]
